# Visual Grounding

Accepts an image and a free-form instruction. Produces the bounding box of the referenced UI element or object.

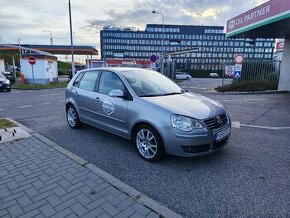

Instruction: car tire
[186,77,190,80]
[134,125,165,162]
[6,87,11,92]
[66,105,82,129]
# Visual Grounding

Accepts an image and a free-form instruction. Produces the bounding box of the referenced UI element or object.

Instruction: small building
[20,54,58,84]
[0,58,4,73]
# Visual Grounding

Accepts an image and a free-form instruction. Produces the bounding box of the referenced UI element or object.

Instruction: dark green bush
[215,79,278,92]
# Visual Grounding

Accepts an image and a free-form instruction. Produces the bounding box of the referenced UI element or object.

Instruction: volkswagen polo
[65,68,231,161]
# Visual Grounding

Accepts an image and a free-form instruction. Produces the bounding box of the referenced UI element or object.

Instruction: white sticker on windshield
[102,97,115,115]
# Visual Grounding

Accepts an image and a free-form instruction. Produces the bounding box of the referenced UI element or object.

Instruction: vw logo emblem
[217,116,223,126]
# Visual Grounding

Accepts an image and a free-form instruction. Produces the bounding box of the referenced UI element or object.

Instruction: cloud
[0,0,265,58]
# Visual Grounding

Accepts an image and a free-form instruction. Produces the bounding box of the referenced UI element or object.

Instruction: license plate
[214,127,231,142]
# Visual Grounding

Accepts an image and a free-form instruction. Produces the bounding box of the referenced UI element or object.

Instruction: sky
[0,0,266,58]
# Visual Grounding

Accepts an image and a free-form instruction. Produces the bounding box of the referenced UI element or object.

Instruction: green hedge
[215,79,278,92]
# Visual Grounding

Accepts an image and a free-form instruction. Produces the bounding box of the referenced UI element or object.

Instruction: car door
[95,70,129,137]
[74,70,100,126]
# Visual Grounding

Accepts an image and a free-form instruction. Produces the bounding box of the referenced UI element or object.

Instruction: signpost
[28,56,36,84]
[233,54,244,79]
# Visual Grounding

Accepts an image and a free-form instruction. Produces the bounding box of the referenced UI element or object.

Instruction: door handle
[95,97,100,102]
[74,91,78,95]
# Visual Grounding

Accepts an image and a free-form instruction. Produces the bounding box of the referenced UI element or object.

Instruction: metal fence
[225,60,281,85]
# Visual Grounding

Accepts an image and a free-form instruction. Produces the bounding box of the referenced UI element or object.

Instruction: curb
[8,119,183,218]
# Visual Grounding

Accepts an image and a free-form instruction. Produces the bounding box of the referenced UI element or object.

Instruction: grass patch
[215,80,278,92]
[12,82,68,90]
[0,119,17,129]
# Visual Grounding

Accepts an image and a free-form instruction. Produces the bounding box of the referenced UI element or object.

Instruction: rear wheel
[134,125,165,162]
[66,105,82,129]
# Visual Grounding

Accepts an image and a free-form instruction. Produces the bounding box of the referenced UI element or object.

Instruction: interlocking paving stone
[0,136,167,218]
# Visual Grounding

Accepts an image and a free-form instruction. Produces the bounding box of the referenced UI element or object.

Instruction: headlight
[171,115,203,132]
[4,79,10,85]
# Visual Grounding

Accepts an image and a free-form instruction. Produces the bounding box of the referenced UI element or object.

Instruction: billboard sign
[226,0,290,36]
[276,41,284,51]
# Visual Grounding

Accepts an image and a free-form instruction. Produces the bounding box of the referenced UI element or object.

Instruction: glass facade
[100,24,275,70]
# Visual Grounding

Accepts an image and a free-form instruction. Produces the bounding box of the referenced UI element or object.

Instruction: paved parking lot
[0,80,290,217]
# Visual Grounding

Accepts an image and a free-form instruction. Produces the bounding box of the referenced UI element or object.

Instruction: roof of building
[0,44,98,55]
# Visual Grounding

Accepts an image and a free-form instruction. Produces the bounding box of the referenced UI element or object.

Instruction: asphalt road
[1,80,290,217]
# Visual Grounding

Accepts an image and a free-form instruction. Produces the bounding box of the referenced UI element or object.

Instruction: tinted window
[79,71,99,91]
[98,71,125,95]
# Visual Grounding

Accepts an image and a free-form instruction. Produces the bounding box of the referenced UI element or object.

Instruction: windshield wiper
[160,92,184,96]
[139,94,160,97]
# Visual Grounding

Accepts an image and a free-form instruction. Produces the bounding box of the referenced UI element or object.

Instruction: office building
[100,24,275,70]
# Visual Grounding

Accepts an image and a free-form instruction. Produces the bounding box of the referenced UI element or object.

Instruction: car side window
[73,72,84,87]
[78,71,99,91]
[98,71,125,95]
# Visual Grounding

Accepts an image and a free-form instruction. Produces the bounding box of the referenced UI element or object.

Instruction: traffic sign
[225,65,234,76]
[234,64,242,78]
[234,71,241,78]
[234,54,244,64]
[28,56,36,65]
[149,54,157,63]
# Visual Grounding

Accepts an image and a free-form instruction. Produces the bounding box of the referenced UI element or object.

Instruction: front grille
[203,114,228,130]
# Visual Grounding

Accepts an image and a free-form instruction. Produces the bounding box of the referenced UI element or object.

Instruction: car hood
[142,92,225,120]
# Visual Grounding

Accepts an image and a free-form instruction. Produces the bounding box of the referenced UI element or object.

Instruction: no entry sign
[28,56,36,65]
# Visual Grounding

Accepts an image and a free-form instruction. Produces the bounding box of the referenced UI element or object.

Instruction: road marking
[18,105,33,108]
[232,121,290,130]
[58,99,65,102]
[0,108,5,111]
[0,98,9,101]
[222,99,268,102]
[38,102,51,106]
[38,94,53,97]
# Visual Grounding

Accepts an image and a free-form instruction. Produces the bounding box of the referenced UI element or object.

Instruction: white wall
[278,37,290,91]
[0,59,5,73]
[20,57,58,84]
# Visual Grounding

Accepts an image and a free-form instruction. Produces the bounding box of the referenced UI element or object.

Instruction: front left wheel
[134,125,165,162]
[66,105,82,129]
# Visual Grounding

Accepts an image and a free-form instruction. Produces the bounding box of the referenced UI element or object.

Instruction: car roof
[78,67,152,75]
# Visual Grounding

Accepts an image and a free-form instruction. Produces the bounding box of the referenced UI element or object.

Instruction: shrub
[215,79,278,92]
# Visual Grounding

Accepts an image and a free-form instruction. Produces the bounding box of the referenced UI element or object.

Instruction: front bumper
[159,124,231,157]
[0,83,10,90]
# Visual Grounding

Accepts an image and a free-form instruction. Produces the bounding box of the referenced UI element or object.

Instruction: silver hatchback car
[65,68,231,161]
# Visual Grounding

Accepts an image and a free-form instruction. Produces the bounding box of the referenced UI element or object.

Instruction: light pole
[68,0,75,77]
[152,10,164,74]
[43,30,53,45]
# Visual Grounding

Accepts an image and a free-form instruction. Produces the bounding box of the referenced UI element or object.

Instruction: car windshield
[121,69,184,97]
[0,73,5,79]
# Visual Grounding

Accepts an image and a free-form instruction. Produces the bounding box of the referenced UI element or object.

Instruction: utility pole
[18,38,22,75]
[68,0,75,78]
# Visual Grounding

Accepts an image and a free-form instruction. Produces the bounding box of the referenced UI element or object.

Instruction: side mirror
[109,89,124,98]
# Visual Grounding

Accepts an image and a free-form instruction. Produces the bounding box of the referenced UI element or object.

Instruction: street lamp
[68,0,75,77]
[152,10,164,74]
[42,30,53,45]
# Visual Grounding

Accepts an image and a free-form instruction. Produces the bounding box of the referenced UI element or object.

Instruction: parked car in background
[2,72,15,84]
[0,72,11,92]
[65,68,231,162]
[175,72,192,80]
[209,73,220,78]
